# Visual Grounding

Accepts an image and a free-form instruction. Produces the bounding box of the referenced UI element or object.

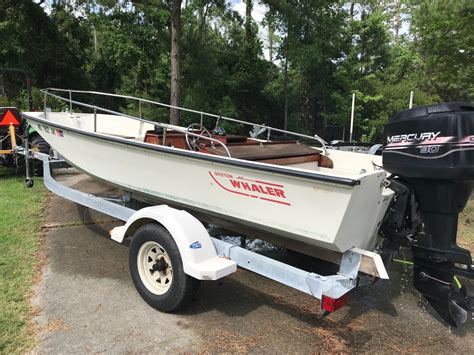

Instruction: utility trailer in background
[0,107,50,177]
[0,69,49,174]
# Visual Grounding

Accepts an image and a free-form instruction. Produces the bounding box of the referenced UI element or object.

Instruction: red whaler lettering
[229,179,286,198]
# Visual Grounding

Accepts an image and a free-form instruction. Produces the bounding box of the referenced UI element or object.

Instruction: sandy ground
[31,172,474,353]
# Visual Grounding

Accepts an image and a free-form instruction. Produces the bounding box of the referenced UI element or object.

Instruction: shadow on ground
[32,174,474,353]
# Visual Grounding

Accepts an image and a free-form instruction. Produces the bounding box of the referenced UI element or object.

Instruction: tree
[87,5,169,98]
[0,0,89,90]
[270,0,349,135]
[411,0,474,101]
[170,0,182,125]
[89,0,184,124]
[1,0,469,143]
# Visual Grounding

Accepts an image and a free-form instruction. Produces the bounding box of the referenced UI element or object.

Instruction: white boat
[22,90,474,326]
[23,90,393,255]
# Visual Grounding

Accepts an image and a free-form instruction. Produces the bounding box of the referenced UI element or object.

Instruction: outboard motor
[382,102,474,326]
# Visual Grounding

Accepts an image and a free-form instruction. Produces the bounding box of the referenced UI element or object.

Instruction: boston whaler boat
[21,89,474,326]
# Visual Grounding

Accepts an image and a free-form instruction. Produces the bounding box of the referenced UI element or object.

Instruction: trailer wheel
[129,223,199,312]
[31,135,50,176]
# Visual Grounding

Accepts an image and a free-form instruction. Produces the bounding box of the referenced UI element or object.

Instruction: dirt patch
[205,330,264,353]
[43,317,68,333]
[27,194,51,346]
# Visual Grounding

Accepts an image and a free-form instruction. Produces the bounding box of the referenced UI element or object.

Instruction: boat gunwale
[22,112,361,187]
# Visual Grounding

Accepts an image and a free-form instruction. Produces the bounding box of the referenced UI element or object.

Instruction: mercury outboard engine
[381,102,474,326]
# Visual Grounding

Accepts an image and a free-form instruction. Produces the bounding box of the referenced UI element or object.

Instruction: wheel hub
[152,257,169,273]
[137,241,173,295]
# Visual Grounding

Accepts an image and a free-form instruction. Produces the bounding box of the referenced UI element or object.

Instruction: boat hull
[25,113,393,253]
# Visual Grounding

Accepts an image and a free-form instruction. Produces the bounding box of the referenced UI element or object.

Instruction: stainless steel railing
[41,89,232,157]
[41,88,328,156]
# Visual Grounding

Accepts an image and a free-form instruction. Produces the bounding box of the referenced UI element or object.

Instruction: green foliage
[411,0,474,101]
[0,0,90,88]
[0,0,471,142]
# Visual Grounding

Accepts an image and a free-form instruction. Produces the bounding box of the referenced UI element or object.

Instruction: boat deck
[28,111,379,178]
[143,130,334,167]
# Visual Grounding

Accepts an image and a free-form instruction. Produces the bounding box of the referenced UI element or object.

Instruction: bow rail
[41,88,328,156]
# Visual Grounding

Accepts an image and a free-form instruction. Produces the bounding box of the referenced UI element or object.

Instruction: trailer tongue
[382,102,474,326]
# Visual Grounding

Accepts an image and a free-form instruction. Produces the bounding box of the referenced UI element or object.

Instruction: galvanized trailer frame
[18,146,388,313]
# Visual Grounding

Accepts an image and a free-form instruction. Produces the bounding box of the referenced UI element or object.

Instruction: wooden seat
[144,131,251,149]
[207,142,322,166]
[144,130,331,167]
[216,134,248,144]
[144,131,188,149]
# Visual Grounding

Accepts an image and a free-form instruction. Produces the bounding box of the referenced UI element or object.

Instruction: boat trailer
[14,97,474,326]
[19,146,387,317]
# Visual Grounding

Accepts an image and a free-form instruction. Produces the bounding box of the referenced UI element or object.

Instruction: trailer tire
[31,135,50,176]
[129,223,199,312]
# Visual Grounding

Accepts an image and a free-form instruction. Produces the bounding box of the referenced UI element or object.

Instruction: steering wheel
[185,123,212,151]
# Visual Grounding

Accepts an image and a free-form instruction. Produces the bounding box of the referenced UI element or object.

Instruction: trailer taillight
[322,294,349,313]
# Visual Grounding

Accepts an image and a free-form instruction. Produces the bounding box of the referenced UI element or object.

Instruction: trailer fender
[110,205,236,280]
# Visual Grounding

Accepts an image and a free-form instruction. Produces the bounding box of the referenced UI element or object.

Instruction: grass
[0,167,46,354]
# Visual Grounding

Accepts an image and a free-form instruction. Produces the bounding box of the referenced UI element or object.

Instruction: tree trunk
[170,0,182,125]
[268,22,273,62]
[393,0,402,44]
[245,0,253,65]
[245,0,253,42]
